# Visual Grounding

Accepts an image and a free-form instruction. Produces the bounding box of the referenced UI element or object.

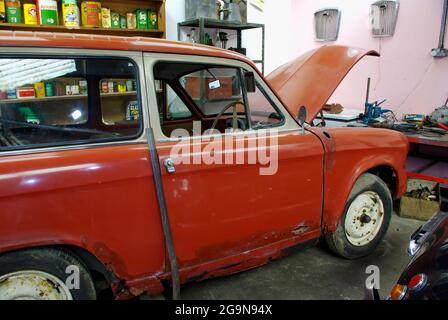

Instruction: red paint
[0,32,409,298]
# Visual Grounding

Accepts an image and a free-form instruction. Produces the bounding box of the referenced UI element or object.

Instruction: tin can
[23,4,37,25]
[101,7,110,28]
[71,85,80,95]
[79,80,87,94]
[126,101,139,120]
[45,82,54,97]
[111,11,120,28]
[126,80,133,92]
[34,82,45,98]
[37,0,58,26]
[5,0,22,24]
[81,1,101,27]
[126,12,136,30]
[108,81,114,93]
[62,0,80,28]
[148,9,158,30]
[17,87,35,99]
[136,9,147,29]
[0,0,6,23]
[120,15,126,28]
[7,88,17,99]
[101,81,108,93]
[117,83,127,93]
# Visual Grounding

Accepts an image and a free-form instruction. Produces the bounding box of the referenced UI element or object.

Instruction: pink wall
[291,0,448,116]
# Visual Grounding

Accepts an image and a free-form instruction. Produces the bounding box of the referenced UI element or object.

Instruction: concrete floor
[177,214,422,300]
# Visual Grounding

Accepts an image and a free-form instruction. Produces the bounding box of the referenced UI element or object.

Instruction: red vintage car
[0,31,408,300]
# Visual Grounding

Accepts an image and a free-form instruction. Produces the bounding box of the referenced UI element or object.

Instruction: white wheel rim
[344,191,385,247]
[0,270,73,300]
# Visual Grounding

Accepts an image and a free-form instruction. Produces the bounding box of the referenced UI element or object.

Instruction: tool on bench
[361,78,392,124]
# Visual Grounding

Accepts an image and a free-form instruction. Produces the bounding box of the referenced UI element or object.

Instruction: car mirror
[244,71,256,93]
[298,106,307,134]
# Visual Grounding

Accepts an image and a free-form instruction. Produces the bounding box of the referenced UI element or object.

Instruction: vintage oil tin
[62,0,80,28]
[7,89,17,99]
[5,0,22,24]
[17,87,35,99]
[0,0,5,23]
[148,9,158,30]
[37,0,58,26]
[79,80,87,94]
[120,15,126,28]
[101,7,110,28]
[23,3,37,25]
[44,82,54,97]
[81,1,101,27]
[126,12,136,29]
[136,9,147,29]
[34,82,45,98]
[111,11,120,28]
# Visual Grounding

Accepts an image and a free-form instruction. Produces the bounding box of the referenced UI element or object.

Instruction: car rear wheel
[326,173,392,259]
[0,248,96,300]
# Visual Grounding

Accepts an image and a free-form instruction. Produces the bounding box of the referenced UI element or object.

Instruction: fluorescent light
[0,59,77,91]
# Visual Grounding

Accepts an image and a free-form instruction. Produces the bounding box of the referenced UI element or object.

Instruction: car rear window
[0,57,142,151]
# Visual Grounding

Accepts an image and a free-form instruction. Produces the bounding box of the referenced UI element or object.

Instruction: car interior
[154,61,284,138]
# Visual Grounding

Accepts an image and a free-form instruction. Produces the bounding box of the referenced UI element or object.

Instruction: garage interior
[0,0,447,302]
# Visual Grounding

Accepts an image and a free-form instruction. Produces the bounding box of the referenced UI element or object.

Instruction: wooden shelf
[0,23,164,37]
[0,0,166,38]
[0,91,137,105]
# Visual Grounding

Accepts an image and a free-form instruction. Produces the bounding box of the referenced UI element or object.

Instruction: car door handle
[164,158,176,174]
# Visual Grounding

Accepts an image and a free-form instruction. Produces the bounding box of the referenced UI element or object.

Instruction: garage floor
[176,214,422,300]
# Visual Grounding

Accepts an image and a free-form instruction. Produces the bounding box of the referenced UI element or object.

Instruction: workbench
[405,132,448,185]
[320,110,448,186]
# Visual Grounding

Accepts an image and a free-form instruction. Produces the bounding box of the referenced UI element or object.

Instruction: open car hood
[266,45,379,123]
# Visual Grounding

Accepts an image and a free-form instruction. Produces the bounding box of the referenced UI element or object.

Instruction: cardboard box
[399,179,441,221]
[184,76,233,101]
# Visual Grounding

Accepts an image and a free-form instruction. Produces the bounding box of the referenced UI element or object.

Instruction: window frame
[0,54,145,153]
[153,60,286,134]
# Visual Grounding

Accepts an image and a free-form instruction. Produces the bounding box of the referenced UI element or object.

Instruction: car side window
[247,80,285,129]
[0,57,142,151]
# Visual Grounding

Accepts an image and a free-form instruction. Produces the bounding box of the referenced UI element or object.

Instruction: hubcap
[344,191,384,246]
[0,271,73,300]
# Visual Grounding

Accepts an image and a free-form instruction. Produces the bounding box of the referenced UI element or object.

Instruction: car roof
[0,31,255,66]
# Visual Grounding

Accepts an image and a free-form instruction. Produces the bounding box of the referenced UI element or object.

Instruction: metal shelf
[178,18,265,74]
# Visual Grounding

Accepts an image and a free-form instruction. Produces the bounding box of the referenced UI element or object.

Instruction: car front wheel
[326,173,393,259]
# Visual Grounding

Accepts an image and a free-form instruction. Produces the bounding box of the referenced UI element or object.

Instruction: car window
[247,81,284,129]
[157,81,192,121]
[179,67,244,116]
[0,57,142,151]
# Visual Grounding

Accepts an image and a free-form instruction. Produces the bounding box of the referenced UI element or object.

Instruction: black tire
[0,248,96,300]
[325,173,392,259]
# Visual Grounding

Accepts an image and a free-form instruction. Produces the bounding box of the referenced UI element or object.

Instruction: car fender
[309,127,408,233]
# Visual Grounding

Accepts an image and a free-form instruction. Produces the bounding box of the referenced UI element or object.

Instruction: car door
[144,53,325,277]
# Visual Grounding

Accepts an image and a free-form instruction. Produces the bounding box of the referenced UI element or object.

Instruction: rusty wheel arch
[366,165,398,199]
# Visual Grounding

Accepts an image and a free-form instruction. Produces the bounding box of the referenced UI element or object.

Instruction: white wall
[292,0,448,116]
[164,0,296,74]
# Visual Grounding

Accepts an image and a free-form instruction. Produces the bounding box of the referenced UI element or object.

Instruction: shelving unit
[178,18,265,74]
[0,0,166,38]
[0,91,137,105]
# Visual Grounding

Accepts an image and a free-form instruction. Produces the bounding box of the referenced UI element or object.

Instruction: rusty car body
[0,31,408,299]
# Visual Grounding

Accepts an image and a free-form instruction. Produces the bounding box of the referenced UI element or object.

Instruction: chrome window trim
[143,53,300,142]
[0,47,149,157]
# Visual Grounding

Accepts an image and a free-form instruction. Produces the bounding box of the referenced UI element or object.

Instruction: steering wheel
[211,100,247,132]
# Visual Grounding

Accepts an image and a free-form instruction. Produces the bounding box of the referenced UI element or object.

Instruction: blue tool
[363,78,391,124]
